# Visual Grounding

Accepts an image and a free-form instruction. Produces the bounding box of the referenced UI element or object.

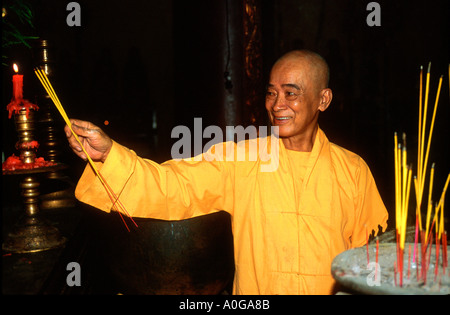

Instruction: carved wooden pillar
[173,0,265,141]
[242,0,265,128]
[222,0,244,131]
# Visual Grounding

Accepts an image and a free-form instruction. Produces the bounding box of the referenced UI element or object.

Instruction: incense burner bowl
[90,209,234,294]
[332,242,450,295]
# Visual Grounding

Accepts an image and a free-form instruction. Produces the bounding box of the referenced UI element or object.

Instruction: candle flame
[13,63,19,73]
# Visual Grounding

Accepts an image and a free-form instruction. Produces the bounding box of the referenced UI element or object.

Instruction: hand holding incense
[65,120,112,163]
[34,67,137,231]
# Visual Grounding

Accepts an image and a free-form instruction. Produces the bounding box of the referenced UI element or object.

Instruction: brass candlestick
[3,104,66,253]
[2,171,66,253]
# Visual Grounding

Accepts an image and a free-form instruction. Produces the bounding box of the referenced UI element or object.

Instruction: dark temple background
[2,0,449,236]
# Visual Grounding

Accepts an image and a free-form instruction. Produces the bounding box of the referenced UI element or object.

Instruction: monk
[65,50,388,294]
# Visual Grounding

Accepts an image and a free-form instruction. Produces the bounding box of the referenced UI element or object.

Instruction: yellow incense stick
[400,166,412,250]
[434,203,440,235]
[394,132,412,250]
[34,67,137,229]
[421,75,443,190]
[428,163,435,208]
[418,66,423,183]
[439,201,444,238]
[394,133,400,229]
[437,173,450,239]
[414,65,444,237]
[424,164,435,242]
[401,142,407,217]
[438,173,450,209]
[34,69,97,170]
[34,69,70,123]
[419,62,431,194]
[414,176,423,231]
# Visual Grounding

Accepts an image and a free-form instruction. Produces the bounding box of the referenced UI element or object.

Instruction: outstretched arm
[65,119,235,220]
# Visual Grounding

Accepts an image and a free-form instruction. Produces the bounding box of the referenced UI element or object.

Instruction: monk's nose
[272,95,286,111]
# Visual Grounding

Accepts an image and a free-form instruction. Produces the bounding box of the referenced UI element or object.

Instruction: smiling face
[265,51,332,151]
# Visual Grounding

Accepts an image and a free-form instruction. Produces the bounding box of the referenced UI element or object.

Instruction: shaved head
[266,49,333,151]
[273,50,330,93]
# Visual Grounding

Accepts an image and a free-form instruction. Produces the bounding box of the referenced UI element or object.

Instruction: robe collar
[278,127,334,213]
[278,128,331,184]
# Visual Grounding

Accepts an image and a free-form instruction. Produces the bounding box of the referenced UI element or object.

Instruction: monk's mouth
[273,116,292,124]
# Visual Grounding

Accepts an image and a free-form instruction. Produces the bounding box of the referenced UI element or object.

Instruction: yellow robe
[75,128,388,295]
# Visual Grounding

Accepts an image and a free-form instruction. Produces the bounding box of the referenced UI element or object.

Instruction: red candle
[12,64,24,100]
[7,63,39,119]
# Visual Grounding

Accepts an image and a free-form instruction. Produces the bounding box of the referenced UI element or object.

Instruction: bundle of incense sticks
[394,63,448,287]
[34,67,137,231]
[394,132,412,287]
[414,63,448,284]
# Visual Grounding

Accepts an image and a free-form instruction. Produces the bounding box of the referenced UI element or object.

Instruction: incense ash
[332,243,450,295]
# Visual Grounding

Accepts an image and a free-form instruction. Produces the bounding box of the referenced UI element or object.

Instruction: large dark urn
[91,209,235,294]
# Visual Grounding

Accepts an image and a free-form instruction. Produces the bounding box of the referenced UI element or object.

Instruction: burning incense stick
[394,134,412,251]
[418,65,423,179]
[416,64,440,234]
[421,75,443,191]
[393,132,413,287]
[419,63,431,189]
[411,65,448,286]
[438,173,450,210]
[34,67,138,231]
[425,164,435,243]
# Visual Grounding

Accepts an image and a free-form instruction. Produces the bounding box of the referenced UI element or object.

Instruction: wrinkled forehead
[269,58,314,86]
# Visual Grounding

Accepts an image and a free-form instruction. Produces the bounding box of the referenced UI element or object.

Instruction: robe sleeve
[351,158,389,247]
[74,140,235,220]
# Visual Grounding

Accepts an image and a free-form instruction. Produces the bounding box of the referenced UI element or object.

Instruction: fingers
[65,119,101,141]
[69,118,99,130]
[64,118,112,162]
[64,123,72,138]
[64,119,92,159]
[65,129,85,160]
[69,119,101,137]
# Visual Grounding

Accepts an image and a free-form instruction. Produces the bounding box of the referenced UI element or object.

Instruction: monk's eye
[266,90,277,99]
[285,91,298,100]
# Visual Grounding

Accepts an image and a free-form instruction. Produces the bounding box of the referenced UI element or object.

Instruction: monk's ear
[318,88,332,112]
